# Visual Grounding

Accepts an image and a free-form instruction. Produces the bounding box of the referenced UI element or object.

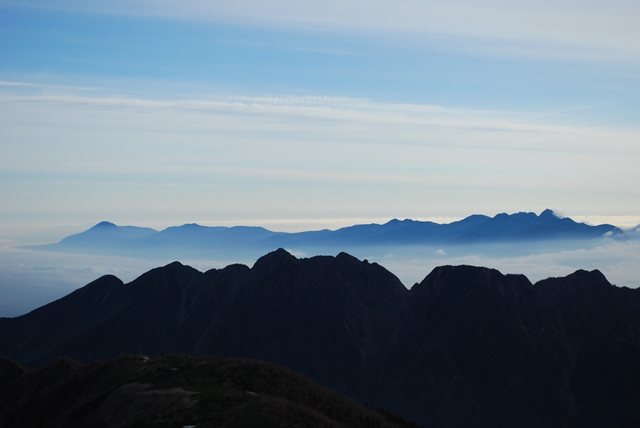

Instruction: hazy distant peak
[385,218,415,225]
[491,210,558,220]
[494,211,535,219]
[93,221,117,229]
[39,209,622,260]
[170,223,206,230]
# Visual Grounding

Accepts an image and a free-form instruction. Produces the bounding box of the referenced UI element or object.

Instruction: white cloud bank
[361,239,640,288]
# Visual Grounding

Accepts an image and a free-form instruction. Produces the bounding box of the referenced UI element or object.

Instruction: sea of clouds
[2,230,639,318]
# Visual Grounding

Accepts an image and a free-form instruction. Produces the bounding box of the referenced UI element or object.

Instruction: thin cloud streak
[2,90,639,187]
[2,90,638,145]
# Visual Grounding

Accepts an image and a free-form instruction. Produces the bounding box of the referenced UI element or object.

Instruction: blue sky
[1,0,640,234]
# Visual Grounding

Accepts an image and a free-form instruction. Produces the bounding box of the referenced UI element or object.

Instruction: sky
[1,0,639,235]
[1,1,640,316]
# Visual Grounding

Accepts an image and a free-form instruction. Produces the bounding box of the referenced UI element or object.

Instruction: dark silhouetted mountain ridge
[1,250,639,427]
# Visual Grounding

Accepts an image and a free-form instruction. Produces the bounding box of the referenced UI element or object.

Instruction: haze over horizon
[4,210,640,241]
[1,0,639,236]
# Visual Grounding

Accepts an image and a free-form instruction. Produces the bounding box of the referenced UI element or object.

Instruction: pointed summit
[540,209,557,218]
[257,248,297,262]
[250,248,298,275]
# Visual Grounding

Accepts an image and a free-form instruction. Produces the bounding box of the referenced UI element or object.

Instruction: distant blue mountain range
[34,209,621,259]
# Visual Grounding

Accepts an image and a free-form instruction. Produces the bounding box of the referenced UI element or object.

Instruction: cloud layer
[1,85,639,234]
[2,237,639,317]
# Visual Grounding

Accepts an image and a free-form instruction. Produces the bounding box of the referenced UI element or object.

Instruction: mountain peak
[564,268,610,285]
[534,268,613,298]
[252,248,297,269]
[271,247,296,259]
[412,264,533,306]
[336,251,361,263]
[93,221,117,229]
[540,209,557,218]
[164,260,186,269]
[177,223,204,228]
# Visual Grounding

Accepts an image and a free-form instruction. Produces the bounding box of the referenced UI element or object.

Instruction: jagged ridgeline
[2,249,640,427]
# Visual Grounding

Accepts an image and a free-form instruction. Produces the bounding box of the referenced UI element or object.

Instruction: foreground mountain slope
[534,269,640,427]
[1,250,640,427]
[0,354,415,428]
[372,266,571,427]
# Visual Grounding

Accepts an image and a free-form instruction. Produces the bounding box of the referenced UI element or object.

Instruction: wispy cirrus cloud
[3,86,639,183]
[1,82,639,235]
[7,0,640,63]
